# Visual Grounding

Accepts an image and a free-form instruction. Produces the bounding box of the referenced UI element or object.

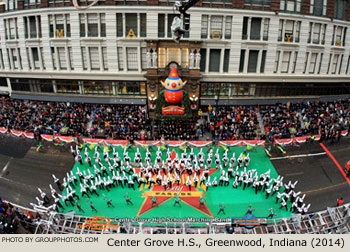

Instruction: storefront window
[82,80,113,95]
[56,80,80,94]
[116,81,146,95]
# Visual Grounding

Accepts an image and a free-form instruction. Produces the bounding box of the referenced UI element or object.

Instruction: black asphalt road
[0,135,74,207]
[270,138,350,212]
[0,134,349,214]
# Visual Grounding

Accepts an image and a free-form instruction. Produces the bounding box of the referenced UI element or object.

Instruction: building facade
[0,0,350,107]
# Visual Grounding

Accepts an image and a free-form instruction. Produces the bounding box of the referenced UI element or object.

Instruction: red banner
[162,106,185,115]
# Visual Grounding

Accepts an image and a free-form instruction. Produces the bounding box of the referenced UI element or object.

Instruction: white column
[260,18,264,41]
[306,52,312,74]
[86,46,91,71]
[247,17,251,40]
[65,45,70,71]
[52,80,57,93]
[28,48,34,70]
[257,50,262,73]
[336,55,342,73]
[310,22,314,43]
[85,14,88,37]
[26,17,30,38]
[341,27,345,46]
[243,49,249,73]
[165,14,168,37]
[54,47,60,70]
[329,54,333,74]
[16,48,21,69]
[333,26,337,45]
[37,46,43,70]
[123,46,127,72]
[289,51,295,74]
[35,16,39,38]
[278,50,283,73]
[8,49,14,70]
[137,46,142,72]
[122,13,126,38]
[207,15,211,39]
[98,46,104,71]
[98,13,101,37]
[205,48,210,73]
[64,14,67,37]
[281,20,285,42]
[53,15,56,38]
[222,16,225,40]
[137,13,140,38]
[219,48,224,73]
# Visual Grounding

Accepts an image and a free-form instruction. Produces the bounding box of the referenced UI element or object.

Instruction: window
[338,55,344,74]
[225,16,232,39]
[158,14,165,38]
[327,54,332,74]
[102,47,108,70]
[335,0,348,20]
[312,23,321,43]
[201,15,209,39]
[210,16,223,39]
[87,14,98,37]
[242,17,248,40]
[11,48,18,69]
[0,49,4,69]
[244,0,271,6]
[126,13,137,37]
[100,14,106,37]
[279,20,301,43]
[223,49,230,72]
[31,47,40,69]
[303,52,309,74]
[239,49,246,73]
[321,24,327,44]
[250,18,261,40]
[79,14,85,37]
[57,47,66,70]
[140,14,147,37]
[317,53,323,74]
[263,19,269,40]
[291,52,298,73]
[200,49,206,72]
[310,0,327,16]
[332,26,346,46]
[116,13,123,37]
[81,47,87,70]
[346,55,350,74]
[308,53,318,73]
[68,47,74,70]
[274,51,280,73]
[6,18,18,40]
[332,54,339,74]
[51,47,56,70]
[127,47,138,71]
[280,0,301,12]
[248,50,259,73]
[117,47,124,71]
[89,47,100,70]
[209,49,220,72]
[281,51,291,73]
[141,48,147,70]
[181,48,189,68]
[260,50,267,73]
[167,14,177,38]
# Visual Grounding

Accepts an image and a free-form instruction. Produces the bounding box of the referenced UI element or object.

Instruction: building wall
[0,2,349,99]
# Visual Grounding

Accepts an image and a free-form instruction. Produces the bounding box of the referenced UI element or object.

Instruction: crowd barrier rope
[0,127,348,147]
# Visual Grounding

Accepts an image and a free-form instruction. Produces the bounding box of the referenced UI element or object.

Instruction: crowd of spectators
[208,105,259,140]
[1,96,350,141]
[153,119,202,140]
[0,197,38,234]
[260,100,350,140]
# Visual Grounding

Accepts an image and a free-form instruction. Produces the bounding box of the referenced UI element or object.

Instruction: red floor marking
[319,143,350,186]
